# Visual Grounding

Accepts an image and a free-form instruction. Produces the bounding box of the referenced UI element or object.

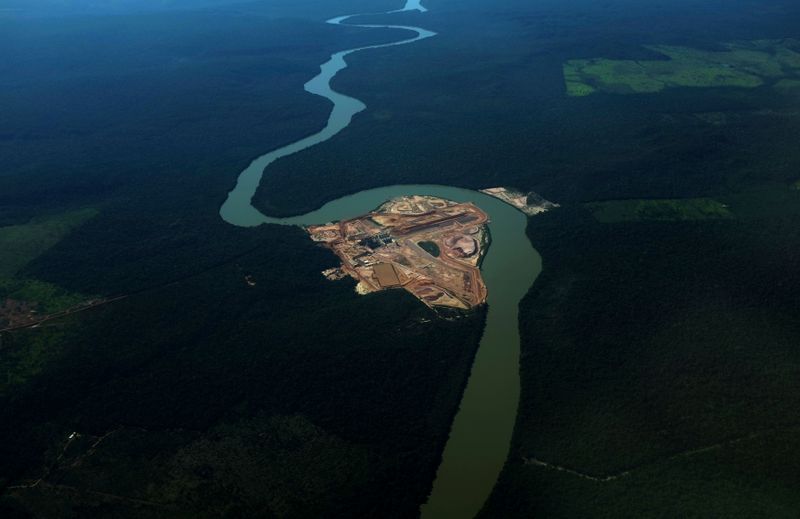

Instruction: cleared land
[0,209,99,329]
[307,196,489,310]
[0,209,97,278]
[480,187,559,216]
[564,39,800,96]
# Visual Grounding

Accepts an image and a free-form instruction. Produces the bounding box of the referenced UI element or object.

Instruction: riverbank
[218,2,543,517]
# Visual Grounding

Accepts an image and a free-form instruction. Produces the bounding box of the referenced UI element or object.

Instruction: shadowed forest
[2,0,800,517]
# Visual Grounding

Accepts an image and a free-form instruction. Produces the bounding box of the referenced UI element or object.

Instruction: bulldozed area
[307,196,489,310]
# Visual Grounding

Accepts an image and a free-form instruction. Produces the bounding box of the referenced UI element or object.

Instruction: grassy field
[564,39,800,96]
[0,209,97,320]
[0,209,97,278]
[0,279,87,315]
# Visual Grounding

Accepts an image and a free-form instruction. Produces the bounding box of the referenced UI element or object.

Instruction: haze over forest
[2,0,800,517]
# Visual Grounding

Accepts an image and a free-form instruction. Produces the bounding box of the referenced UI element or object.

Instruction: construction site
[307,195,489,310]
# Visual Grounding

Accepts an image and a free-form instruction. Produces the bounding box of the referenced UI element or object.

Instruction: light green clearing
[0,208,97,278]
[564,39,800,96]
[586,198,733,223]
[0,208,96,316]
[0,278,87,315]
[0,277,89,395]
[791,180,800,191]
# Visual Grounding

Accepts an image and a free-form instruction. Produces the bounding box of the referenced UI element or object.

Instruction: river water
[219,3,542,518]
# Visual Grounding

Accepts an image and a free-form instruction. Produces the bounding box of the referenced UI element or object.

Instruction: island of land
[307,195,489,310]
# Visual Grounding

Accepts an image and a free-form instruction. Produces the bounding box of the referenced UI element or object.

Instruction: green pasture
[565,39,800,96]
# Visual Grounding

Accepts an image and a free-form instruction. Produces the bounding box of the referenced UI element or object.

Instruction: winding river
[219,2,542,518]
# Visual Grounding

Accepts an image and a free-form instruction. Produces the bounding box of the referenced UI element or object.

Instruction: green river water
[223,184,541,517]
[218,2,543,517]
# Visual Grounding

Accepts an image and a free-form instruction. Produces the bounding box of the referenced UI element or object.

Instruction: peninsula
[307,195,489,310]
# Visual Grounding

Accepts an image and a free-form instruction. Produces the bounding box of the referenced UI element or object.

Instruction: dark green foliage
[0,3,484,516]
[253,0,800,216]
[0,9,406,225]
[5,417,369,518]
[585,198,733,222]
[1,225,486,517]
[3,0,800,516]
[482,191,800,517]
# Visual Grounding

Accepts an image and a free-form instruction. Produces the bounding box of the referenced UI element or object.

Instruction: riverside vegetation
[3,0,800,517]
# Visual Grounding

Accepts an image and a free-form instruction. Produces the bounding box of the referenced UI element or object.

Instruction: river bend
[219,3,542,518]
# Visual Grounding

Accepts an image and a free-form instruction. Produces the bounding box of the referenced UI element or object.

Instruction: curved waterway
[219,2,542,518]
[219,0,435,226]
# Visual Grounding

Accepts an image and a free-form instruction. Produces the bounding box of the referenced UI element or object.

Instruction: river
[219,3,542,518]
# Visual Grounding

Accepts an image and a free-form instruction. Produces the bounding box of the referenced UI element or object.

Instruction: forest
[0,1,485,516]
[2,0,800,516]
[483,185,800,517]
